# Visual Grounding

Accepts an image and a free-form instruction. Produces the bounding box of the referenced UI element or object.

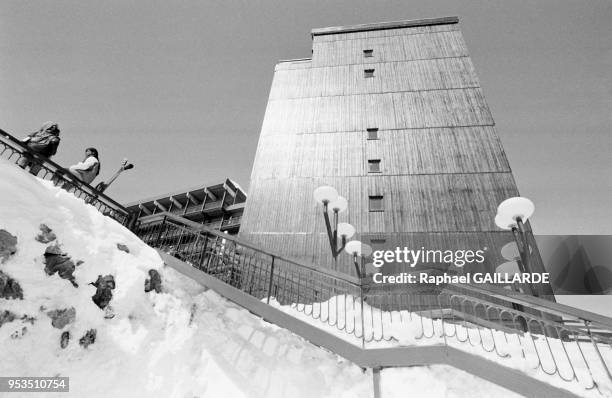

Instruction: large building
[239,17,550,292]
[126,179,246,235]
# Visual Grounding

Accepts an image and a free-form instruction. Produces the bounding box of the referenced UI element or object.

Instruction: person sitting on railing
[67,147,100,185]
[17,121,61,176]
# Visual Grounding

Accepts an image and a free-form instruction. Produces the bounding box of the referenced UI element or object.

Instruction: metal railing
[0,130,133,226]
[135,212,358,297]
[135,212,612,396]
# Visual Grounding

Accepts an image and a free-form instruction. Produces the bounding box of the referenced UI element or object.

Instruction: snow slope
[0,160,523,397]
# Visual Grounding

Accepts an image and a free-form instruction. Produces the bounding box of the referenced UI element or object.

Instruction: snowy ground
[0,160,524,397]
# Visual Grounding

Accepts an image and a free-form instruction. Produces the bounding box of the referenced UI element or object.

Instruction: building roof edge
[124,178,246,208]
[277,58,312,64]
[311,16,459,37]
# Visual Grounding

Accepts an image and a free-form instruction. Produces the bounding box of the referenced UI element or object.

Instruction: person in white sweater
[68,147,100,185]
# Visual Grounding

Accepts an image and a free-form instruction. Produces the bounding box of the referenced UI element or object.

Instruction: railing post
[176,227,185,258]
[372,367,381,398]
[155,216,167,246]
[198,232,209,270]
[126,212,139,231]
[585,320,612,380]
[266,256,275,304]
[360,286,366,348]
[358,254,366,348]
[205,235,218,272]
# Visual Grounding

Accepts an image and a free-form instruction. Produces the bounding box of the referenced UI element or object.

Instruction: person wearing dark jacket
[17,121,61,175]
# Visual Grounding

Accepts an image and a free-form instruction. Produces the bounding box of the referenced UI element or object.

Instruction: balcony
[222,216,241,227]
[220,216,241,232]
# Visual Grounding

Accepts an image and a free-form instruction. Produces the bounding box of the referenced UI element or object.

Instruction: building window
[364,68,375,78]
[363,49,374,57]
[367,128,379,140]
[368,159,381,173]
[370,239,387,250]
[369,195,384,212]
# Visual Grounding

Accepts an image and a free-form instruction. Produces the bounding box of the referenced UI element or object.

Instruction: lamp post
[313,186,353,258]
[494,196,539,295]
[314,185,372,277]
[344,240,373,279]
[344,239,373,347]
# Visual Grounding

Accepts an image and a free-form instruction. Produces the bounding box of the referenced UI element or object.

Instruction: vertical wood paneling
[253,126,510,181]
[270,57,480,100]
[241,174,518,235]
[262,89,493,136]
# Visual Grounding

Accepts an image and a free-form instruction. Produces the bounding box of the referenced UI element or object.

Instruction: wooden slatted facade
[240,17,541,284]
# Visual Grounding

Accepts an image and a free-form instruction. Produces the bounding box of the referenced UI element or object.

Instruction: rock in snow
[0,270,23,300]
[116,243,130,253]
[144,269,162,293]
[47,307,76,329]
[60,330,70,349]
[0,310,16,327]
[79,328,97,348]
[0,229,17,263]
[91,275,115,309]
[35,224,57,243]
[44,244,78,287]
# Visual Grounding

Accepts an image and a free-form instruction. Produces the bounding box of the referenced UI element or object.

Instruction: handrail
[138,212,360,285]
[0,129,133,225]
[139,211,612,330]
[446,281,612,330]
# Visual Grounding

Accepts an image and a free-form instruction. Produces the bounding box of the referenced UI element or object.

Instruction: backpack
[27,132,61,156]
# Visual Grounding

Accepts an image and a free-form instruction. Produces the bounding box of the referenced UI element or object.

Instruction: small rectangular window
[369,195,384,212]
[367,128,379,140]
[363,49,374,57]
[364,68,375,78]
[368,159,381,173]
[370,239,387,249]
